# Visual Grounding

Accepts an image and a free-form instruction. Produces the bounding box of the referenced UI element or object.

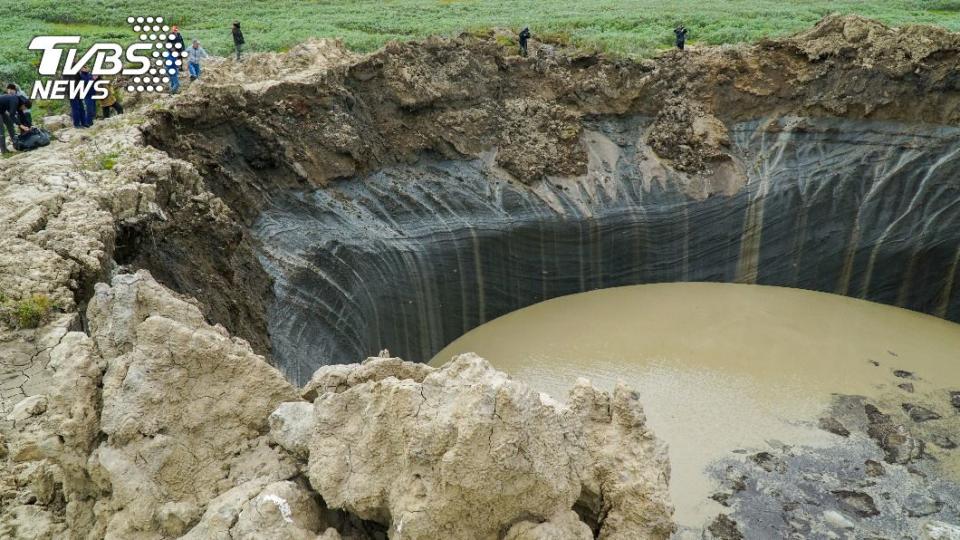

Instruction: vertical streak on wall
[682,204,691,281]
[861,215,892,301]
[592,219,603,290]
[633,203,644,286]
[539,217,548,304]
[736,163,770,284]
[471,228,486,324]
[578,221,586,292]
[896,248,918,308]
[836,221,861,297]
[458,237,470,337]
[736,126,782,284]
[936,245,960,318]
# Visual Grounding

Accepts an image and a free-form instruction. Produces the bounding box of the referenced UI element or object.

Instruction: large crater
[138,19,960,384]
[255,116,960,382]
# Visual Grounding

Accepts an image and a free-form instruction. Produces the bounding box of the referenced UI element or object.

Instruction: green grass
[99,151,120,170]
[2,1,959,103]
[0,293,57,329]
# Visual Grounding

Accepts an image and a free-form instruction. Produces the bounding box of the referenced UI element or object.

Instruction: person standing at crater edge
[674,25,688,50]
[519,26,531,57]
[164,51,181,95]
[79,65,96,127]
[68,73,86,129]
[232,21,245,61]
[169,26,186,72]
[187,40,209,81]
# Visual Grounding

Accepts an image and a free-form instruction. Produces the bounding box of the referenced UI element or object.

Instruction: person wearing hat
[232,21,245,61]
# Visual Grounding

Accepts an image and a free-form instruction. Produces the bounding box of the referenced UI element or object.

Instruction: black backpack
[14,128,51,151]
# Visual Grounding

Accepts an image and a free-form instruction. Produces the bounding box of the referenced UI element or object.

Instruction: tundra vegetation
[5,0,960,89]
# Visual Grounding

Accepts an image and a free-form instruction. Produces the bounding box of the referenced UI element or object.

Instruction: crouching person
[13,98,50,152]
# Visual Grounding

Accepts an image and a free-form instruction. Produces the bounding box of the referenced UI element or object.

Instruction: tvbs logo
[28,16,188,100]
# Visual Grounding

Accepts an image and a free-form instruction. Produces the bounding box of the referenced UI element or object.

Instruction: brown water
[430,283,960,528]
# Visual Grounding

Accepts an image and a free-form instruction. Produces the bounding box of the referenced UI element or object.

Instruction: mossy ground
[4,1,960,113]
[0,293,57,329]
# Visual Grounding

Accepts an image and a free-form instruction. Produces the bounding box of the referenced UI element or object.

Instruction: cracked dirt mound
[0,14,958,539]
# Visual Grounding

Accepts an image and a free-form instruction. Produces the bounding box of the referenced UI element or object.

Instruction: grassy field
[3,0,960,95]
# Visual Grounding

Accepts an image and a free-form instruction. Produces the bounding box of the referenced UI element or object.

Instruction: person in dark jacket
[79,65,96,127]
[7,83,31,128]
[68,74,86,128]
[674,25,688,50]
[13,98,50,152]
[232,21,245,61]
[16,97,32,132]
[0,94,19,153]
[519,27,531,57]
[169,26,186,71]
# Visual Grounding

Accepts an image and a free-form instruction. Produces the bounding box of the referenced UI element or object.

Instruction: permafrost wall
[255,117,960,383]
[139,16,960,380]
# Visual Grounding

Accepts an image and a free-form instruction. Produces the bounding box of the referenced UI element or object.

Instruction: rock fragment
[831,490,879,517]
[865,404,924,464]
[503,510,593,540]
[864,460,885,477]
[823,510,856,530]
[268,401,315,459]
[818,417,850,437]
[749,451,785,473]
[905,492,944,517]
[902,403,942,423]
[929,433,957,449]
[925,520,960,540]
[706,514,743,540]
[301,355,675,539]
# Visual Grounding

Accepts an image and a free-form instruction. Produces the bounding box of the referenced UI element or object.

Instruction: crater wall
[256,117,960,383]
[139,17,960,382]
